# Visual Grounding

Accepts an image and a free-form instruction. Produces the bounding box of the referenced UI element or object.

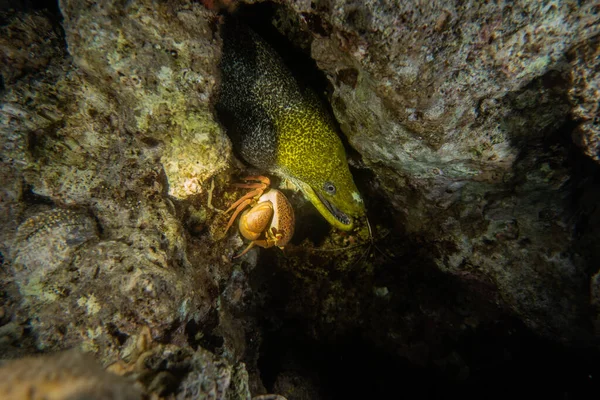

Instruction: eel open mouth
[316,192,351,226]
[289,177,353,230]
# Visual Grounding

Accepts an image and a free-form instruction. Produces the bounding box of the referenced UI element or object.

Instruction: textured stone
[266,0,600,342]
[12,208,99,302]
[0,350,142,400]
[569,35,600,162]
[0,4,254,397]
[0,12,66,87]
[58,0,231,200]
[10,209,210,363]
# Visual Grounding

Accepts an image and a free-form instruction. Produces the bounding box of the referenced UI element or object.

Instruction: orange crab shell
[239,189,295,249]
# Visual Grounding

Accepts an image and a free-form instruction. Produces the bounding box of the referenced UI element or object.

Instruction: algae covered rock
[11,208,99,302]
[278,0,599,172]
[266,0,600,342]
[0,12,66,87]
[0,350,142,400]
[0,3,254,396]
[9,207,210,364]
[58,0,231,200]
[568,34,600,163]
[0,344,253,400]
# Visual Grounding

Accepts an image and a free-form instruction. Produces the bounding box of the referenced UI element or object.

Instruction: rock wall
[1,3,254,398]
[267,0,600,341]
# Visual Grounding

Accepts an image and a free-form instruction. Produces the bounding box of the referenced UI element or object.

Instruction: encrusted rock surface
[0,2,253,398]
[0,343,254,400]
[10,207,212,362]
[0,350,142,400]
[58,0,231,200]
[265,0,600,342]
[569,34,600,162]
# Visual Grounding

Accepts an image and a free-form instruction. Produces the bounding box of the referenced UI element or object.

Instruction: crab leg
[225,176,271,213]
[224,198,252,234]
[233,241,256,259]
[224,190,259,214]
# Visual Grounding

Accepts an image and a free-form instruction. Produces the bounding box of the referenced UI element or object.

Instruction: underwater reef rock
[106,328,252,399]
[0,12,66,87]
[0,345,253,400]
[277,0,599,171]
[259,0,600,342]
[568,34,600,163]
[12,208,99,294]
[58,0,231,200]
[0,3,256,397]
[175,346,252,400]
[0,350,142,400]
[8,207,215,365]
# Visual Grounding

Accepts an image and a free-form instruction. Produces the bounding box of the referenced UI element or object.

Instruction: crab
[224,176,295,258]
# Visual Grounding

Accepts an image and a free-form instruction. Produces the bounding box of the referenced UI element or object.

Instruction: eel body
[216,19,364,230]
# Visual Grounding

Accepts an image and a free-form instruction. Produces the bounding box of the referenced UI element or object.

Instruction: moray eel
[216,19,365,231]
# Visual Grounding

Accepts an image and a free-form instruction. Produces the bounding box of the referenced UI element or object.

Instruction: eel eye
[324,182,336,195]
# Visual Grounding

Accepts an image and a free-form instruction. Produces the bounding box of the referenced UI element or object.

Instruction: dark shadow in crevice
[255,258,600,399]
[21,183,55,206]
[0,0,62,23]
[233,1,329,93]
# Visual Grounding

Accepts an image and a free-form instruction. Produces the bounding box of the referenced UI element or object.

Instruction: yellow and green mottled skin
[217,19,364,230]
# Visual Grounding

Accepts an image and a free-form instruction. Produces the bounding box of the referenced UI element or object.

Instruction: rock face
[266,0,600,341]
[58,0,231,200]
[1,0,600,398]
[0,350,142,400]
[0,2,253,399]
[569,34,600,162]
[0,345,253,400]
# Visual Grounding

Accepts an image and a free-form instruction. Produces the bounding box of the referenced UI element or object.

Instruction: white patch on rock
[77,294,101,315]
